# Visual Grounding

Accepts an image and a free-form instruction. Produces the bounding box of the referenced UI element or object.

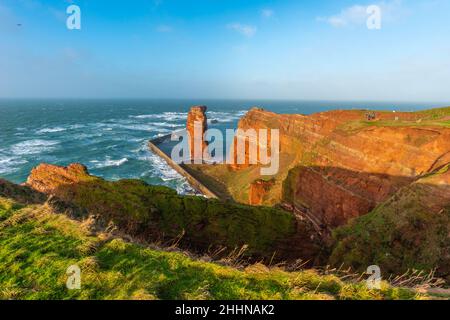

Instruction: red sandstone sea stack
[186,106,208,162]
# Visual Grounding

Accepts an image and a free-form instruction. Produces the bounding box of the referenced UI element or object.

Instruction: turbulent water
[0,99,444,194]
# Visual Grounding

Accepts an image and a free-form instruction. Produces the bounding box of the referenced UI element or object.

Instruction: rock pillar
[186,106,208,162]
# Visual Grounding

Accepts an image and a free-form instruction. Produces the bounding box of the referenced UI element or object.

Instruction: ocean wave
[94,121,162,132]
[153,122,185,128]
[207,110,247,123]
[36,124,85,134]
[68,124,86,130]
[89,157,129,169]
[174,181,197,195]
[68,132,105,140]
[10,139,60,155]
[131,112,187,121]
[0,156,28,175]
[139,152,196,195]
[36,127,66,134]
[118,124,160,131]
[141,152,182,181]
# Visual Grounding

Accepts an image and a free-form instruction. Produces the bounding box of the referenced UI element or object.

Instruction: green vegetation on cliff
[38,178,295,258]
[0,197,423,300]
[338,106,450,133]
[25,164,323,262]
[329,166,450,279]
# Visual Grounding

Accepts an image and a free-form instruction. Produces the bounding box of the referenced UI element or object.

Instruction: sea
[0,99,446,194]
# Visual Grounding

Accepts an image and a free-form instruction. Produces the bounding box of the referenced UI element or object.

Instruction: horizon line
[0,97,449,105]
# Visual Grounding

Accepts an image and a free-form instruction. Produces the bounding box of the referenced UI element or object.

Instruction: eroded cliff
[203,107,450,229]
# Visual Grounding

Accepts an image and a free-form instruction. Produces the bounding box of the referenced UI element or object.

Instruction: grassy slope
[0,197,423,300]
[329,166,450,278]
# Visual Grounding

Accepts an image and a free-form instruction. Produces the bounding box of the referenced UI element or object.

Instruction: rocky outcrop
[225,107,450,228]
[25,163,324,264]
[27,163,90,194]
[187,106,208,162]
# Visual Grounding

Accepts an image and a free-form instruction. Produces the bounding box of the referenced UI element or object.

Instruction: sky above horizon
[1,0,450,102]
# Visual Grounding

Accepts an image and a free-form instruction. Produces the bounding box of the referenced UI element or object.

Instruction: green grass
[338,119,450,134]
[0,197,425,300]
[0,198,22,221]
[337,107,450,134]
[418,106,450,120]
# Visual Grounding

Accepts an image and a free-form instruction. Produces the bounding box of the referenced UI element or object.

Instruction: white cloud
[318,0,404,28]
[320,5,367,27]
[261,9,274,18]
[156,25,173,33]
[227,23,257,37]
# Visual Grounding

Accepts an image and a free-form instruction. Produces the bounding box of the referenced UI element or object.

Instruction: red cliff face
[230,107,450,228]
[187,106,208,162]
[249,179,275,206]
[26,163,90,194]
[230,108,276,171]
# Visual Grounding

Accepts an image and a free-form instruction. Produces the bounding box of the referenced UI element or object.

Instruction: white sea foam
[153,122,184,128]
[207,110,247,123]
[118,124,160,131]
[0,156,28,175]
[89,157,129,169]
[130,114,157,119]
[141,152,182,181]
[36,127,66,134]
[95,121,163,132]
[68,132,104,140]
[131,112,187,121]
[68,124,85,130]
[139,151,196,195]
[36,124,85,134]
[10,139,60,155]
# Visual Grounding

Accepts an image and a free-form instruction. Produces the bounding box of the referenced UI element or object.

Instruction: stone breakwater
[148,135,219,199]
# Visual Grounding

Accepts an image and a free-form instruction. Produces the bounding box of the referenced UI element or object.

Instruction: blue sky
[1,0,450,101]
